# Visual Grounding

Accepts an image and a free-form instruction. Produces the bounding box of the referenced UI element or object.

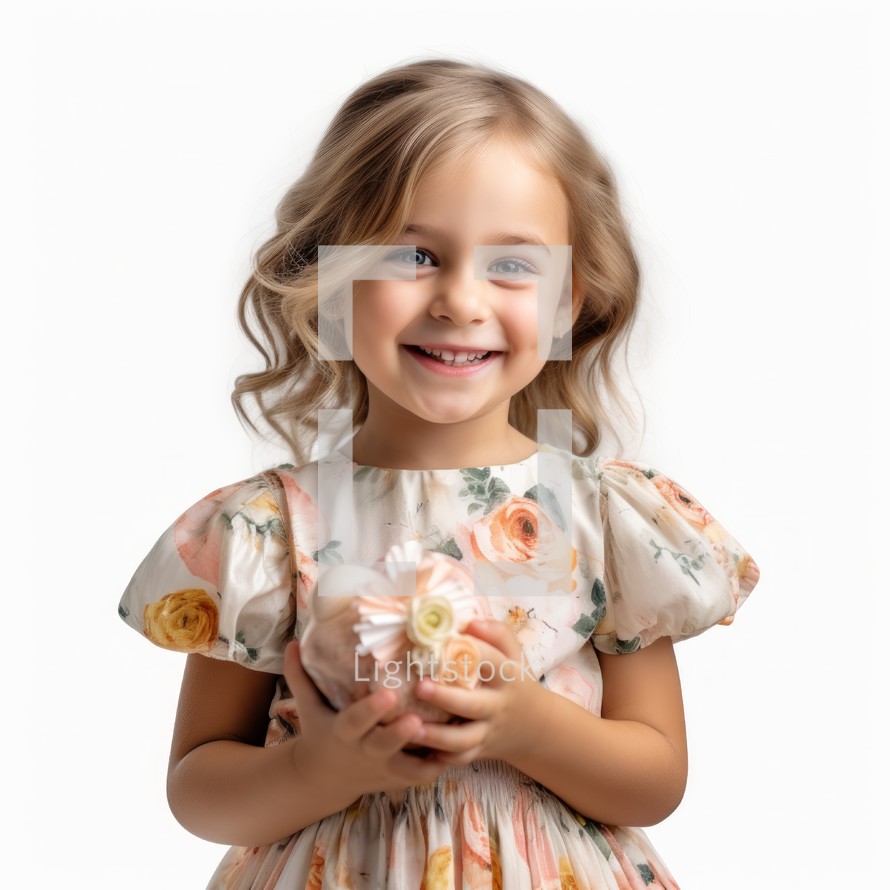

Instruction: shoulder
[173,472,287,563]
[583,453,761,654]
[118,469,298,673]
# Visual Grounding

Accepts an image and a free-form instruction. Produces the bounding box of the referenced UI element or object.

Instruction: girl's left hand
[411,618,548,766]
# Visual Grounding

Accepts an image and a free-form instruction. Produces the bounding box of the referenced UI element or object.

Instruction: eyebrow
[401,224,552,253]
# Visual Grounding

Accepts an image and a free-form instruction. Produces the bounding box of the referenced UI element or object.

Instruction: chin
[406,402,490,425]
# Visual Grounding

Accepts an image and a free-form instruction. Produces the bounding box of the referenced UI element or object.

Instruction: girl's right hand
[283,640,448,799]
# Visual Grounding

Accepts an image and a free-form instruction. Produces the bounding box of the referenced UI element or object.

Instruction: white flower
[406,594,455,648]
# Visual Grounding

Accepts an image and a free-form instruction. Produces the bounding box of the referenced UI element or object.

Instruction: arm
[412,622,688,827]
[166,654,361,847]
[506,636,688,827]
[167,642,449,848]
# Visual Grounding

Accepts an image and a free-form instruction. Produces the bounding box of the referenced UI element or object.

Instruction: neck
[347,413,537,471]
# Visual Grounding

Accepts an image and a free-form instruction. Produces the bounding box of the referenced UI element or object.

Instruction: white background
[9,0,887,887]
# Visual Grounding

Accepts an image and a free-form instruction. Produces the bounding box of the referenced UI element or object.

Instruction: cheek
[350,284,415,367]
[506,299,549,349]
[353,283,412,325]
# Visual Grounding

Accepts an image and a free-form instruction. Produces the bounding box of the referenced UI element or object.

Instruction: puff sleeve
[117,473,295,674]
[592,458,760,655]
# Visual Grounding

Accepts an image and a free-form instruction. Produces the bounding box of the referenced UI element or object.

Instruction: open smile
[401,344,502,377]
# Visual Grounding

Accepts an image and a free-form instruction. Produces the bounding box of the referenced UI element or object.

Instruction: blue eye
[387,248,436,267]
[488,258,538,278]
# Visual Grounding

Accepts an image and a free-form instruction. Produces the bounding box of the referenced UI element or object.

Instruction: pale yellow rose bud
[406,594,455,648]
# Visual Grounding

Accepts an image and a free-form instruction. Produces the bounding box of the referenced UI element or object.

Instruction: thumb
[284,639,335,715]
[284,640,313,700]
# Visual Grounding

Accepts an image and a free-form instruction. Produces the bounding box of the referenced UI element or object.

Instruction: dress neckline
[332,441,555,474]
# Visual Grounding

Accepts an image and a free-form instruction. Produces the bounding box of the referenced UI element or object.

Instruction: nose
[428,261,492,326]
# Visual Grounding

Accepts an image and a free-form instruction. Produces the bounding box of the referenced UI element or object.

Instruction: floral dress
[118,442,760,889]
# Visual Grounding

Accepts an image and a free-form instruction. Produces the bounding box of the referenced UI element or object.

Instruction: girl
[119,58,760,889]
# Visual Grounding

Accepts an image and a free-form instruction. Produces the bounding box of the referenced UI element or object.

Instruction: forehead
[407,140,570,245]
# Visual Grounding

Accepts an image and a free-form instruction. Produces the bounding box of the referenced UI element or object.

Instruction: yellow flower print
[422,845,453,890]
[307,845,325,890]
[559,855,579,889]
[143,588,219,653]
[491,838,503,890]
[506,604,530,632]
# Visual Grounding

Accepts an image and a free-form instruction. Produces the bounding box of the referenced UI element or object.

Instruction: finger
[283,641,320,705]
[464,619,524,660]
[463,621,526,678]
[284,640,308,683]
[361,711,424,757]
[433,746,484,767]
[283,640,309,694]
[392,748,450,785]
[453,635,509,674]
[333,688,405,743]
[414,678,495,720]
[284,640,351,720]
[411,718,487,754]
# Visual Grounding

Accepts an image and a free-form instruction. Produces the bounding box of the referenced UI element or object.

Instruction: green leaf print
[351,464,400,504]
[571,612,599,637]
[615,636,641,654]
[570,578,607,639]
[591,577,606,620]
[637,864,655,884]
[221,510,286,541]
[313,540,344,565]
[579,818,612,860]
[433,782,446,823]
[459,467,512,515]
[354,465,375,482]
[571,459,587,481]
[118,603,130,620]
[434,538,464,562]
[523,483,567,534]
[234,630,260,664]
[275,463,295,470]
[648,538,707,587]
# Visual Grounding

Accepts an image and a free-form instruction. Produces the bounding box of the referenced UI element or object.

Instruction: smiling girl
[119,58,760,889]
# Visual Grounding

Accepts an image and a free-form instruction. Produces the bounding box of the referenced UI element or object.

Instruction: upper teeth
[418,346,489,362]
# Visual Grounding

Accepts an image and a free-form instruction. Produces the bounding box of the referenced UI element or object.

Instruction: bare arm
[166,655,355,846]
[505,636,688,827]
[410,623,688,827]
[166,643,448,848]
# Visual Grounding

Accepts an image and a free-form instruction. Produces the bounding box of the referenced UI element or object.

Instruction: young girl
[119,58,760,889]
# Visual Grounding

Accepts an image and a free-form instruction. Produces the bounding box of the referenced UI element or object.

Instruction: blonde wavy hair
[233,58,641,464]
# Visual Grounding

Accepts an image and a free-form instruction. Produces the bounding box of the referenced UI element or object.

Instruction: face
[349,138,577,436]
